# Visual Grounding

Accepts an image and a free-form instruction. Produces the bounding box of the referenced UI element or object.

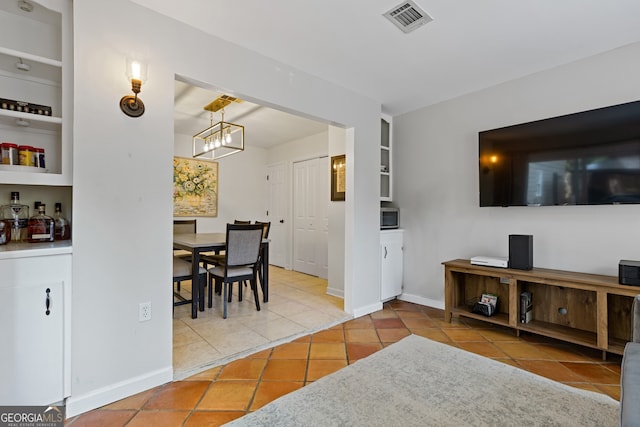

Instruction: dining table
[173,232,270,319]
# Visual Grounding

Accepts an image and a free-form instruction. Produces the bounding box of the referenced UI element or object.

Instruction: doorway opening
[172,76,349,378]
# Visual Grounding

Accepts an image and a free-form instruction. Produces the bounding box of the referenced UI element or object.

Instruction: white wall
[69,0,380,416]
[394,42,640,308]
[174,132,268,230]
[267,131,328,164]
[328,126,347,298]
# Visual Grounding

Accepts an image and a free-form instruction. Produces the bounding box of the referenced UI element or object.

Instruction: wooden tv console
[443,259,640,358]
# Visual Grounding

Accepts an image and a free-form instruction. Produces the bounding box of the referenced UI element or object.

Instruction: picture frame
[173,156,218,217]
[331,154,346,201]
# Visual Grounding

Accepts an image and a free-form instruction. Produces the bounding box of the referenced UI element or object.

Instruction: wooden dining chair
[200,219,251,269]
[173,219,197,292]
[207,223,263,319]
[173,257,206,315]
[254,221,271,293]
[173,219,196,259]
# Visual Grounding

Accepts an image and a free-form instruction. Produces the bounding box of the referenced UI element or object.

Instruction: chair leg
[223,282,228,319]
[199,274,206,311]
[251,278,261,312]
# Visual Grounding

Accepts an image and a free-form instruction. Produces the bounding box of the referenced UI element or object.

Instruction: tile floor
[172,267,349,379]
[67,280,622,427]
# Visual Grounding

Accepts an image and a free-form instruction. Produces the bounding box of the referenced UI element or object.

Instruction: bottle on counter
[27,203,54,243]
[53,202,70,241]
[1,191,29,241]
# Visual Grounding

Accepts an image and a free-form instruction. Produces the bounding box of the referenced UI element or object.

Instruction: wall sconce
[119,59,147,118]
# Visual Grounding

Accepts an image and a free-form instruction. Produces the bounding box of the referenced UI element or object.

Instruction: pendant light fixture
[192,96,244,160]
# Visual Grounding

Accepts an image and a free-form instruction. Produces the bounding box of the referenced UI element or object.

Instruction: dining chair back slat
[226,226,263,267]
[207,223,264,318]
[173,219,196,234]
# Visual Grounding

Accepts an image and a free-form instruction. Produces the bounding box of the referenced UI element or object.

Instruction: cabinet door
[0,280,64,405]
[381,231,403,300]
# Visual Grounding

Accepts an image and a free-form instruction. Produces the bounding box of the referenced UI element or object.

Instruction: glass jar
[1,143,19,165]
[34,147,45,168]
[18,145,34,166]
[27,204,54,243]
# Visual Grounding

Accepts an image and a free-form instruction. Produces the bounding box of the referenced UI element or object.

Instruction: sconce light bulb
[131,61,141,80]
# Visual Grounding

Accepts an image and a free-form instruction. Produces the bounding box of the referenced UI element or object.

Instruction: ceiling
[146,0,640,147]
[174,80,328,149]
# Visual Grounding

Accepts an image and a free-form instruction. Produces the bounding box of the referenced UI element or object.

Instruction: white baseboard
[326,286,344,298]
[352,301,383,318]
[398,293,444,310]
[65,366,172,418]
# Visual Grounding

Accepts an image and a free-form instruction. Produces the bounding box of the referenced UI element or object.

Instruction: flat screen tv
[479,100,640,206]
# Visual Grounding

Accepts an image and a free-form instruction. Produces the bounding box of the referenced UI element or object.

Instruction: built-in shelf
[380,116,392,201]
[0,108,61,130]
[0,46,62,68]
[0,0,71,186]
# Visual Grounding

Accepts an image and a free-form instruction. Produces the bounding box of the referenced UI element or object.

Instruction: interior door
[293,157,329,278]
[267,162,288,268]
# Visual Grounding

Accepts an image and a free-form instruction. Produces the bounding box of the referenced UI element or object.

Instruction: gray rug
[225,334,619,427]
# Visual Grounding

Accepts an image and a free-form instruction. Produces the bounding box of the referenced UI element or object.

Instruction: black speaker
[509,234,533,270]
[619,260,640,286]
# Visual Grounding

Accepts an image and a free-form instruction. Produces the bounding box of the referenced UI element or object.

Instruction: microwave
[380,207,400,229]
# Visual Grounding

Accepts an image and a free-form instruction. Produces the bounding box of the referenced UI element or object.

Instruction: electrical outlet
[139,302,152,322]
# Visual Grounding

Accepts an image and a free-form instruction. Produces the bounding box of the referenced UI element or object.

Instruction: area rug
[225,334,619,427]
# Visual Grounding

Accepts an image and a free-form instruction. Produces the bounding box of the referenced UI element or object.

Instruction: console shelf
[443,259,639,358]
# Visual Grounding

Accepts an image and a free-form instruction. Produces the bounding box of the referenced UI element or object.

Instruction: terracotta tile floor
[67,300,622,426]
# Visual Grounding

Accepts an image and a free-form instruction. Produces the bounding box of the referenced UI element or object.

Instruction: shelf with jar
[380,115,392,201]
[0,0,72,186]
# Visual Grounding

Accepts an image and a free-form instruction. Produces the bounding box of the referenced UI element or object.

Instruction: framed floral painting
[173,156,218,217]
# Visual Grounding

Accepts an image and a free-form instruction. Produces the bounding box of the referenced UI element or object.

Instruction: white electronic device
[470,256,509,268]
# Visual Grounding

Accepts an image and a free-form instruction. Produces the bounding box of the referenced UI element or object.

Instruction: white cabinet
[380,229,403,301]
[0,250,71,405]
[380,115,392,201]
[0,0,72,185]
[0,1,73,405]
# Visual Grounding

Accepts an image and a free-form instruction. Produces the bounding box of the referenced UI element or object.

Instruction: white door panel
[267,162,288,268]
[293,157,329,278]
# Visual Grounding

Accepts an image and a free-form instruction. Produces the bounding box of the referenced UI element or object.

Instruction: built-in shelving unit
[0,0,72,186]
[443,259,638,358]
[0,0,72,406]
[380,115,392,201]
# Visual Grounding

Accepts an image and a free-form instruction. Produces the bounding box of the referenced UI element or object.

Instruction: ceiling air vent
[383,0,433,34]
